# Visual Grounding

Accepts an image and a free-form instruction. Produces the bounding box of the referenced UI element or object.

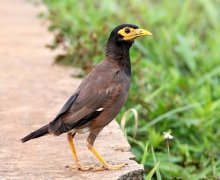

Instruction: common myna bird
[21,24,152,171]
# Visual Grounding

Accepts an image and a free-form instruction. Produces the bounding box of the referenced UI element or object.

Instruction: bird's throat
[105,43,132,76]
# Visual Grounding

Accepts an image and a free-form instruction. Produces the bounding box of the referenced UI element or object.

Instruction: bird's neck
[105,42,132,76]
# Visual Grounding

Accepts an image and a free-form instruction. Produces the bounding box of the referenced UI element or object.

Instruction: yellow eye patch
[118,27,136,38]
[118,27,152,41]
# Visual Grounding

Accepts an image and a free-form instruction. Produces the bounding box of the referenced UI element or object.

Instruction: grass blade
[120,108,139,138]
[146,161,160,180]
[141,141,149,165]
[151,145,162,180]
[148,103,202,127]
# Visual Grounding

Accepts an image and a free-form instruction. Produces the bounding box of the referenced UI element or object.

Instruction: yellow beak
[134,28,152,37]
[122,28,152,41]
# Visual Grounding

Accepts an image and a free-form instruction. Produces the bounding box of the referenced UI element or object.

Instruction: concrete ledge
[0,0,144,179]
[3,121,143,180]
[119,169,145,180]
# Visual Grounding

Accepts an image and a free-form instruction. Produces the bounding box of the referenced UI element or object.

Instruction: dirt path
[0,0,143,179]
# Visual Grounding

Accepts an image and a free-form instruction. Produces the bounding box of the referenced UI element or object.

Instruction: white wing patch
[96,107,104,112]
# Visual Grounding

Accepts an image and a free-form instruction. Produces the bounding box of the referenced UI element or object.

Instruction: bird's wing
[48,64,113,134]
[54,93,79,120]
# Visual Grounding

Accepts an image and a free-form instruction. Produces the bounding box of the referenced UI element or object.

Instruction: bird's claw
[104,162,127,170]
[71,161,100,171]
[72,162,126,171]
[72,162,93,171]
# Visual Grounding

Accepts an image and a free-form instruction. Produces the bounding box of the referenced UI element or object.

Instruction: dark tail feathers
[21,124,49,143]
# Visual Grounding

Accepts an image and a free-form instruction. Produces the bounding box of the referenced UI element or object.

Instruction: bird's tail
[21,124,49,143]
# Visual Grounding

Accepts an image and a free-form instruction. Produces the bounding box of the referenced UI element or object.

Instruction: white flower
[163,132,174,140]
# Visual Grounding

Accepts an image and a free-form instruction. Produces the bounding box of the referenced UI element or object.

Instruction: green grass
[41,0,220,178]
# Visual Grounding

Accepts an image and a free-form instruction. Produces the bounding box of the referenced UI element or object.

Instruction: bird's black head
[106,24,152,59]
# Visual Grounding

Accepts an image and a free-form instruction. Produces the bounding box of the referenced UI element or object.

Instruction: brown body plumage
[21,24,152,171]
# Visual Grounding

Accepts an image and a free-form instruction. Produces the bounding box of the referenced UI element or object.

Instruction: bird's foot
[86,162,127,171]
[72,162,95,171]
[72,161,104,171]
[72,162,126,171]
[103,162,127,170]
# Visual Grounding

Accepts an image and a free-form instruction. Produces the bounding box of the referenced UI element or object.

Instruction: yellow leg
[67,134,96,171]
[67,134,80,163]
[88,146,126,171]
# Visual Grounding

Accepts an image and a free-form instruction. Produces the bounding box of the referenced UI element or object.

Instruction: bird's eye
[124,28,131,34]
